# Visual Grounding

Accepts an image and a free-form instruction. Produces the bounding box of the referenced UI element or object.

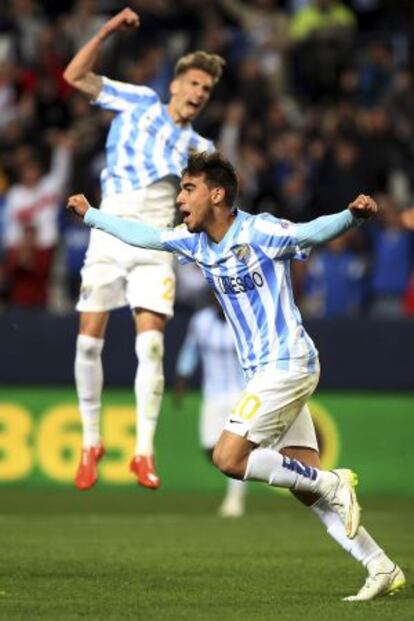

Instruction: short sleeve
[94,77,159,113]
[252,213,310,261]
[161,225,198,264]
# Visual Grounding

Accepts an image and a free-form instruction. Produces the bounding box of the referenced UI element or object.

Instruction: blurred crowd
[0,0,413,318]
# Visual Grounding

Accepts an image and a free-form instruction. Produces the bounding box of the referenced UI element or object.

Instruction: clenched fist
[99,7,140,39]
[67,194,92,219]
[348,194,378,220]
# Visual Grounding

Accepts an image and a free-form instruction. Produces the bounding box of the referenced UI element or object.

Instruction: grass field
[0,490,412,621]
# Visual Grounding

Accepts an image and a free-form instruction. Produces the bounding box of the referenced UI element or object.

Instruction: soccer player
[175,296,247,517]
[63,8,224,490]
[67,152,405,600]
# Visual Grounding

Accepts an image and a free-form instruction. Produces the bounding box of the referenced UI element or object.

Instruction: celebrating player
[63,8,224,490]
[175,296,247,518]
[67,151,405,600]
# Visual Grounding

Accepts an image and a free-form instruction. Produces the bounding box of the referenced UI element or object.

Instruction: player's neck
[204,209,237,244]
[166,102,190,127]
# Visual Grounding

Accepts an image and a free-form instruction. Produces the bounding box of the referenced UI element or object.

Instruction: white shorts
[77,181,177,315]
[223,364,320,451]
[200,393,239,450]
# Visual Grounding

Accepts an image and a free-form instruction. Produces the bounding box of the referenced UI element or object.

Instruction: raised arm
[63,7,140,98]
[67,194,165,250]
[296,194,377,248]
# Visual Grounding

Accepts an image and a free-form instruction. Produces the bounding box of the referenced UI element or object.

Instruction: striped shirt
[94,77,214,198]
[162,210,319,378]
[176,306,245,399]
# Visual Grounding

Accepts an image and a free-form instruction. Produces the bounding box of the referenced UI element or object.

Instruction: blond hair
[174,51,225,85]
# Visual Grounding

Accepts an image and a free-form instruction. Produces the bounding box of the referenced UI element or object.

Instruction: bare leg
[212,430,257,479]
[79,311,109,338]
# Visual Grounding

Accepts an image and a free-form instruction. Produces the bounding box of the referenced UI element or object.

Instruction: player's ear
[212,187,225,205]
[170,79,179,96]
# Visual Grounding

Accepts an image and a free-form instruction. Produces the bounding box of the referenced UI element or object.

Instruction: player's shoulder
[237,210,276,235]
[247,211,295,237]
[102,76,159,102]
[252,211,285,226]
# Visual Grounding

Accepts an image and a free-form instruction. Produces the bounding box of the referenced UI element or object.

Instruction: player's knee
[212,447,241,478]
[76,334,104,361]
[135,332,165,397]
[136,330,164,364]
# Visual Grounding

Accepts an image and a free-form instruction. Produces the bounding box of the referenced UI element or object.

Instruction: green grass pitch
[0,491,412,621]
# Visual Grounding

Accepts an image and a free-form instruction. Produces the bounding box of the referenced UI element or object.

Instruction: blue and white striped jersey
[162,210,319,378]
[94,77,214,198]
[176,306,245,399]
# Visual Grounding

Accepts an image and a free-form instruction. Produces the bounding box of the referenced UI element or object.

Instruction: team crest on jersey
[232,244,251,263]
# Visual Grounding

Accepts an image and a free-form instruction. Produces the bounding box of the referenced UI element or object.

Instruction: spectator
[367,195,414,317]
[2,132,73,308]
[219,0,290,95]
[0,59,17,131]
[355,40,395,108]
[60,0,108,52]
[313,137,369,217]
[289,0,357,102]
[301,230,367,318]
[0,1,412,319]
[8,0,46,65]
[3,223,52,307]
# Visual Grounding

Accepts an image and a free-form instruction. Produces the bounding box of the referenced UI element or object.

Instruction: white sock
[135,330,165,456]
[225,477,247,502]
[74,334,104,448]
[311,498,394,573]
[244,447,337,494]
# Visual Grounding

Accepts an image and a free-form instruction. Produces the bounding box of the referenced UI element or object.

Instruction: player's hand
[348,194,378,220]
[67,194,92,219]
[401,208,414,230]
[99,8,140,38]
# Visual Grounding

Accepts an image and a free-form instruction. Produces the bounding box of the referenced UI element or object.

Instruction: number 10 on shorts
[232,393,261,421]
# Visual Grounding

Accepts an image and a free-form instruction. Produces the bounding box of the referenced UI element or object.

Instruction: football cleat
[322,469,360,539]
[75,443,106,491]
[218,496,245,518]
[130,455,160,490]
[343,564,406,601]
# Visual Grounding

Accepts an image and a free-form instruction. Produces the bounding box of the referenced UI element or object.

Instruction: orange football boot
[129,455,160,490]
[75,444,106,491]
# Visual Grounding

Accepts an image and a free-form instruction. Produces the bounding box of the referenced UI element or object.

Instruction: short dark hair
[174,51,225,85]
[182,152,239,207]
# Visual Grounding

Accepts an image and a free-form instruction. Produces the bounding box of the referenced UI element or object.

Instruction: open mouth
[181,208,191,223]
[187,101,200,112]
